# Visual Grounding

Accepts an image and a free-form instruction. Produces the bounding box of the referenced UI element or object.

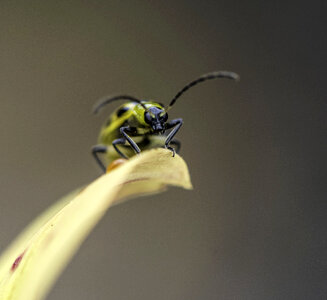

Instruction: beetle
[92,71,239,172]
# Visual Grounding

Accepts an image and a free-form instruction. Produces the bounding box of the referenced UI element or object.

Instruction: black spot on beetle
[116,106,129,117]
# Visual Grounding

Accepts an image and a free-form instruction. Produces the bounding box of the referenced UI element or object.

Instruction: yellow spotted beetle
[92,71,239,172]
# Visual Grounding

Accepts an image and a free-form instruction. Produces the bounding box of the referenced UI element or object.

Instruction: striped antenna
[167,71,239,110]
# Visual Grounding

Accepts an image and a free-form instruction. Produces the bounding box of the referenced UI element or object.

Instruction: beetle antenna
[167,71,239,110]
[93,95,147,114]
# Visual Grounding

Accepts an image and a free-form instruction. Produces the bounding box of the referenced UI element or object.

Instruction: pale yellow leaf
[0,148,192,300]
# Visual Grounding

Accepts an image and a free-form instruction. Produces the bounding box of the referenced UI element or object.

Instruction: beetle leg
[164,118,183,156]
[120,126,141,154]
[112,138,128,159]
[170,139,181,153]
[92,145,108,173]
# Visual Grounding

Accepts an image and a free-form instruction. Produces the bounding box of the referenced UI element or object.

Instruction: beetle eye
[144,112,152,124]
[161,113,168,122]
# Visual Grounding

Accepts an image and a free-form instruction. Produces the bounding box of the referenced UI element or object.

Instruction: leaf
[0,148,192,300]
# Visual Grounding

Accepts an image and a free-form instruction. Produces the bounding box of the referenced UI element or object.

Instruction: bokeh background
[0,1,326,299]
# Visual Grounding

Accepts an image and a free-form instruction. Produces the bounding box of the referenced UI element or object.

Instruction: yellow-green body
[98,101,166,163]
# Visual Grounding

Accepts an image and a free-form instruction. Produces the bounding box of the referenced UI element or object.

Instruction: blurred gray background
[0,1,326,299]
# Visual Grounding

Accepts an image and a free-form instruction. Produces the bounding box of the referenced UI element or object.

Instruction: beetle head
[144,106,168,133]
